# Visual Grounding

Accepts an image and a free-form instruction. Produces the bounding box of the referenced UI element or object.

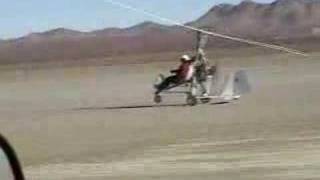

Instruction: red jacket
[174,62,194,81]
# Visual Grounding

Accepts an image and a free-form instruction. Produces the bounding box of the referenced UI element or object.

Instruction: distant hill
[190,0,320,38]
[0,0,319,64]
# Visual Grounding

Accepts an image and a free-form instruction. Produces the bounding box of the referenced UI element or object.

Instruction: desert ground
[0,51,320,179]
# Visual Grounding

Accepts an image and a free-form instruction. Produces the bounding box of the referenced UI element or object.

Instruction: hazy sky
[0,0,274,39]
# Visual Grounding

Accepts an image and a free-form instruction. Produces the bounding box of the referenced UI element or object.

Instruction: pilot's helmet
[181,55,191,62]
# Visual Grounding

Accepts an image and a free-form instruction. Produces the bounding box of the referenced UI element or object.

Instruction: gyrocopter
[104,0,308,106]
[153,32,251,106]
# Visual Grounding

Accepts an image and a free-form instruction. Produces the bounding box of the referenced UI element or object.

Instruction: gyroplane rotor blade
[103,0,309,57]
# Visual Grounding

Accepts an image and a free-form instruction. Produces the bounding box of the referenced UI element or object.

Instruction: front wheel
[154,94,162,104]
[186,94,197,106]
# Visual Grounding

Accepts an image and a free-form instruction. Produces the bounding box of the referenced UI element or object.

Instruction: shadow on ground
[74,102,229,111]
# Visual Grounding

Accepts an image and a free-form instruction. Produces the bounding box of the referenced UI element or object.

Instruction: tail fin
[234,70,251,95]
[220,73,235,98]
[220,70,251,99]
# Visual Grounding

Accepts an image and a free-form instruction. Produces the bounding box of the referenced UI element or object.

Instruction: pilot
[155,55,195,95]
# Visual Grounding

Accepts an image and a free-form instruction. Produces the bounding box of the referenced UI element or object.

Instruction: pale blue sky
[0,0,274,39]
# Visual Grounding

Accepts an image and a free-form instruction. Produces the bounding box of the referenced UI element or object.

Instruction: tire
[200,98,211,104]
[154,95,162,104]
[186,94,197,106]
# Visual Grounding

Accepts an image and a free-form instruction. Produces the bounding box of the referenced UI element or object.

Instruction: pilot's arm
[170,69,179,73]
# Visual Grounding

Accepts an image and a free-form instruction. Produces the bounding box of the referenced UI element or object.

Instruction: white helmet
[181,54,191,61]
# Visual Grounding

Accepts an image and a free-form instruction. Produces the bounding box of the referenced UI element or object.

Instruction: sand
[0,52,320,179]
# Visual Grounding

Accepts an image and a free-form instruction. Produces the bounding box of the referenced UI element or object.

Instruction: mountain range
[0,0,319,64]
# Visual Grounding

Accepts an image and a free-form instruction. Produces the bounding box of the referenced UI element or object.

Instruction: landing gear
[186,93,197,106]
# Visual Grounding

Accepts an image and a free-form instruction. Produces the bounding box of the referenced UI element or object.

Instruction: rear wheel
[200,98,211,104]
[186,94,197,106]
